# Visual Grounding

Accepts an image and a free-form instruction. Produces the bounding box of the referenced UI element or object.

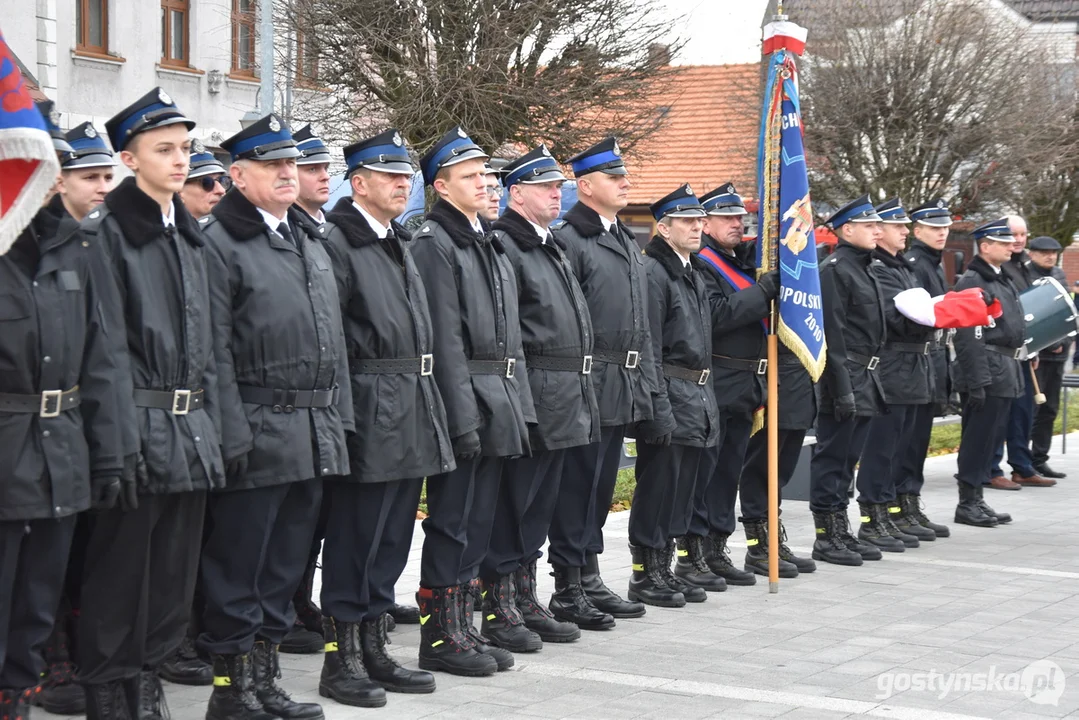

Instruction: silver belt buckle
[922,342,931,355]
[582,355,593,375]
[698,368,711,385]
[39,389,63,418]
[867,356,880,371]
[505,358,517,378]
[173,389,192,415]
[1014,348,1023,360]
[625,350,640,369]
[756,359,768,375]
[421,354,434,376]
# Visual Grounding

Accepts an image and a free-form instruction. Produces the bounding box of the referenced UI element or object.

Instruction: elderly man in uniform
[76,88,226,720]
[811,195,887,567]
[409,126,533,677]
[626,184,715,608]
[179,140,228,220]
[547,138,656,625]
[317,128,449,707]
[199,113,352,720]
[681,182,781,587]
[1028,235,1069,480]
[480,145,598,648]
[952,218,1024,527]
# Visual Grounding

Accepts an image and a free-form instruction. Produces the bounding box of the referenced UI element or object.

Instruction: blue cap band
[653,197,704,220]
[113,102,174,147]
[424,137,479,178]
[229,131,289,159]
[571,149,620,175]
[504,157,560,187]
[347,144,410,170]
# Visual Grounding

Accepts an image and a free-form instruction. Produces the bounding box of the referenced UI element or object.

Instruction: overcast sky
[664,0,772,65]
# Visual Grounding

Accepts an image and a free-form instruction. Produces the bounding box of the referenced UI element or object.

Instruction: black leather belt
[467,358,517,378]
[712,355,768,374]
[663,364,711,385]
[238,385,339,413]
[352,354,434,376]
[0,386,80,418]
[592,348,641,370]
[134,388,204,415]
[887,342,931,355]
[986,345,1024,360]
[526,355,593,375]
[848,350,881,370]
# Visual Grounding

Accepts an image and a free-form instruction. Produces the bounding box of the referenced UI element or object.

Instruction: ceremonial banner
[0,29,58,256]
[756,26,826,381]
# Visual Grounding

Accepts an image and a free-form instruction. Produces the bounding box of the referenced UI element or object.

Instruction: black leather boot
[880,504,919,547]
[811,511,863,566]
[900,493,949,538]
[627,545,685,608]
[857,503,905,552]
[158,635,212,686]
[548,565,615,630]
[514,560,580,642]
[705,532,756,585]
[359,614,435,693]
[319,617,387,707]
[2,688,37,720]
[837,510,883,560]
[976,485,1011,524]
[278,624,322,655]
[479,574,542,652]
[252,640,324,719]
[206,654,278,720]
[121,671,168,720]
[660,540,706,602]
[777,519,815,573]
[34,612,87,713]
[954,482,999,527]
[459,580,514,671]
[888,499,936,541]
[416,586,497,677]
[674,535,728,590]
[388,603,421,625]
[581,552,646,618]
[741,520,799,578]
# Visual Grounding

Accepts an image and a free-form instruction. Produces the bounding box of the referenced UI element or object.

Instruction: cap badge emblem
[269,116,281,133]
[158,88,172,105]
[457,127,468,139]
[392,131,403,146]
[612,140,621,157]
[85,125,97,138]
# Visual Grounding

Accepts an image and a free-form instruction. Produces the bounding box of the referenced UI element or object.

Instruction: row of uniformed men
[1,86,814,720]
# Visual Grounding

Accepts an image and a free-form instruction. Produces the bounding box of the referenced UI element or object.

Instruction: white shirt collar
[471,217,484,234]
[162,202,176,228]
[678,253,690,267]
[599,215,615,232]
[354,201,390,239]
[527,219,549,243]
[257,207,289,235]
[310,208,325,224]
[991,263,1001,274]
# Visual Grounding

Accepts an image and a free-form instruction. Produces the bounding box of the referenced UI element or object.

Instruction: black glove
[834,393,857,421]
[980,289,996,307]
[756,269,781,299]
[640,431,672,447]
[120,454,142,512]
[452,430,482,460]
[967,386,986,412]
[90,472,120,511]
[226,453,249,484]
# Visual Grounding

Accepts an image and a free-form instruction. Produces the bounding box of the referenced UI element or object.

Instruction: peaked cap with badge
[220,113,300,162]
[909,199,953,227]
[501,144,566,188]
[187,138,226,180]
[825,194,881,230]
[419,125,488,186]
[36,99,74,155]
[650,183,706,222]
[700,182,747,216]
[62,122,115,170]
[104,86,195,153]
[874,197,910,224]
[343,128,415,176]
[292,124,332,166]
[567,137,627,177]
[972,218,1014,243]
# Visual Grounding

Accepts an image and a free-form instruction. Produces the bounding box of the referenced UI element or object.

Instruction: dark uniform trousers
[689,413,752,537]
[482,450,567,579]
[809,414,871,513]
[198,479,321,655]
[0,516,77,689]
[79,492,205,683]
[628,443,704,549]
[321,477,423,622]
[898,403,934,496]
[856,405,916,505]
[547,424,626,568]
[992,360,1036,478]
[421,456,503,588]
[740,428,806,520]
[1032,360,1066,467]
[958,395,1012,488]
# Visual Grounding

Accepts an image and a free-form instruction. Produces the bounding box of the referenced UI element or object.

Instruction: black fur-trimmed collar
[493,208,562,252]
[562,201,631,240]
[968,255,1008,283]
[103,177,203,248]
[873,247,908,269]
[325,196,410,249]
[645,235,702,279]
[908,239,942,261]
[210,187,308,243]
[425,199,504,253]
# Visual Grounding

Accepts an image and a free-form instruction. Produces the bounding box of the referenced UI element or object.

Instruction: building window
[296,30,319,85]
[76,0,108,54]
[232,0,256,75]
[161,0,188,66]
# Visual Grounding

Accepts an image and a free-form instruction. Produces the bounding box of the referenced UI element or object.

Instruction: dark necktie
[278,222,297,248]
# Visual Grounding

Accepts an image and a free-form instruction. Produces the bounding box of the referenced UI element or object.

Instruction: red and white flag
[762,21,808,57]
[894,287,1003,329]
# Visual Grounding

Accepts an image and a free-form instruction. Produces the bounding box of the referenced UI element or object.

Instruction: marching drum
[1020,276,1079,354]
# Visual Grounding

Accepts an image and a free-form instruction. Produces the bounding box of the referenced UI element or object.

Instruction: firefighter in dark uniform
[318,129,449,706]
[1027,235,1070,479]
[199,114,352,720]
[626,185,716,608]
[76,88,225,720]
[410,126,534,677]
[0,106,123,720]
[480,145,599,649]
[681,183,780,587]
[897,199,955,538]
[547,138,655,623]
[953,218,1023,527]
[853,198,937,552]
[811,195,887,567]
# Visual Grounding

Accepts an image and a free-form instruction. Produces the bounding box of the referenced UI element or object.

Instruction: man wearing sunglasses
[179,139,229,220]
